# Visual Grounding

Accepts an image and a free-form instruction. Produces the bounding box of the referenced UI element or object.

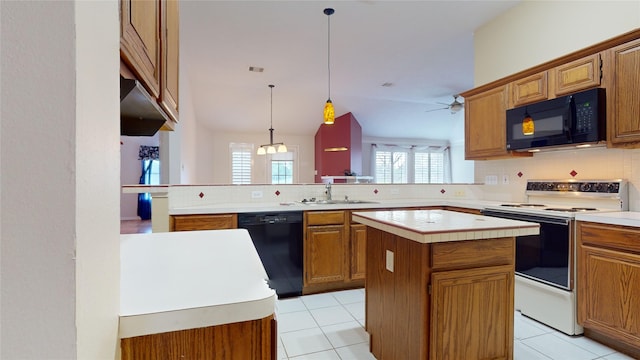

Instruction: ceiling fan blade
[425,107,449,113]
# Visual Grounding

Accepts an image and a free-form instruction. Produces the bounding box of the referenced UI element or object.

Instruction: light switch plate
[386,250,394,272]
[251,191,263,199]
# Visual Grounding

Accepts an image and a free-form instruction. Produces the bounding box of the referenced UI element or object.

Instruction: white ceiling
[180,1,520,142]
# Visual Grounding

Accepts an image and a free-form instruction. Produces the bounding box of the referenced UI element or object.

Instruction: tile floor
[275,289,636,360]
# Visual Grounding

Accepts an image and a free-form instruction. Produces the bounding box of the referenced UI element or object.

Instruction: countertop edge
[352,210,539,244]
[119,294,276,339]
[576,211,640,228]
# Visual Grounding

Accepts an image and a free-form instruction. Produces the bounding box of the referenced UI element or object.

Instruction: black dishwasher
[237,212,303,298]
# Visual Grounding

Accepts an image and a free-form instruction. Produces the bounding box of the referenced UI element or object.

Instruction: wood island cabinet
[606,38,640,147]
[170,214,237,231]
[366,229,515,360]
[577,221,640,358]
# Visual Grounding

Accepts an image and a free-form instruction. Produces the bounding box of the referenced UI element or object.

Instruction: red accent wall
[314,112,362,183]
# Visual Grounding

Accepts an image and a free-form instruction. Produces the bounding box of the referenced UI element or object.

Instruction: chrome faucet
[325,183,332,201]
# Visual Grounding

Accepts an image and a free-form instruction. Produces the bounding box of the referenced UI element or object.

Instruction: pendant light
[257,84,287,155]
[323,8,335,125]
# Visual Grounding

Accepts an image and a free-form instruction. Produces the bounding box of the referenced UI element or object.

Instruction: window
[414,151,444,183]
[271,160,293,184]
[375,150,407,184]
[230,143,252,184]
[143,159,160,185]
[373,144,449,184]
[269,150,295,184]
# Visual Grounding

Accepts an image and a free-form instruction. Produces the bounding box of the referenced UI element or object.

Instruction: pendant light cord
[327,12,331,100]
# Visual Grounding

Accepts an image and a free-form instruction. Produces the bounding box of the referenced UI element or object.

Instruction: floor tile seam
[278,323,320,335]
[515,340,554,360]
[287,348,339,359]
[548,332,618,357]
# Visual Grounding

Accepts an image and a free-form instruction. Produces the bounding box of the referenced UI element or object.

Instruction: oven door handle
[481,210,570,226]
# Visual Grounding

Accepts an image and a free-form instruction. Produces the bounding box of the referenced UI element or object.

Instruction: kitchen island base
[121,314,276,360]
[366,227,515,360]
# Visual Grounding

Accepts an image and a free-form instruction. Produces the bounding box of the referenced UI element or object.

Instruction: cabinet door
[511,72,548,108]
[159,0,179,125]
[305,225,346,284]
[120,0,161,98]
[607,39,640,146]
[350,224,367,280]
[464,86,509,159]
[578,222,640,350]
[553,53,601,96]
[170,214,238,231]
[430,265,514,360]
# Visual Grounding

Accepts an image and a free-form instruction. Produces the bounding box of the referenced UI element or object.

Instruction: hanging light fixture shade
[323,8,335,125]
[257,84,287,155]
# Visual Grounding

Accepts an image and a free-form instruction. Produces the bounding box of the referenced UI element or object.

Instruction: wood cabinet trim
[461,28,640,98]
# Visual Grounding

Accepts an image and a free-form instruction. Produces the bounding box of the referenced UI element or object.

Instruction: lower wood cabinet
[170,213,237,231]
[366,229,514,360]
[577,221,640,358]
[350,223,367,280]
[305,224,346,284]
[121,314,276,360]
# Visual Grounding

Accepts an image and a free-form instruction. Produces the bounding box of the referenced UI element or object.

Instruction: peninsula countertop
[352,209,540,243]
[119,229,276,339]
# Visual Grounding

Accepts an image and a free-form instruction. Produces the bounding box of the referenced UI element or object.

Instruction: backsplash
[475,146,640,211]
[168,183,483,209]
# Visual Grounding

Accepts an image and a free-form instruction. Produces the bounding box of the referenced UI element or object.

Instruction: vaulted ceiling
[180,1,520,142]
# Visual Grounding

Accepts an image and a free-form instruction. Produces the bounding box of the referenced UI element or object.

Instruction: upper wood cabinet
[120,0,179,126]
[159,0,179,126]
[120,0,161,98]
[464,85,510,160]
[606,38,640,147]
[553,53,601,96]
[510,71,548,108]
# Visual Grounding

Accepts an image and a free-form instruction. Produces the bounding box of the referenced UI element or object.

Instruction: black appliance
[481,210,572,290]
[237,212,303,298]
[506,88,605,151]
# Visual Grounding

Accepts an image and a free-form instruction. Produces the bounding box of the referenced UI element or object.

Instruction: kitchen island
[352,209,539,360]
[119,229,277,360]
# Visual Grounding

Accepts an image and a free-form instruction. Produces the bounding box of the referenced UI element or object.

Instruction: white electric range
[482,179,628,335]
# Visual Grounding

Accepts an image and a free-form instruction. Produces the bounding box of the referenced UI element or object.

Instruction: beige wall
[472,1,640,209]
[474,1,640,86]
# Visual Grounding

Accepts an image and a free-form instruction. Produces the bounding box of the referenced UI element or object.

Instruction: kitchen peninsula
[119,229,276,360]
[352,209,539,360]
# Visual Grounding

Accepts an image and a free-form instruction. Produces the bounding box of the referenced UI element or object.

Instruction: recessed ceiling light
[249,66,264,73]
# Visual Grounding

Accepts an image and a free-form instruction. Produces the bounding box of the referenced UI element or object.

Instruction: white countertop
[576,211,640,228]
[352,209,540,244]
[119,229,276,338]
[169,199,503,215]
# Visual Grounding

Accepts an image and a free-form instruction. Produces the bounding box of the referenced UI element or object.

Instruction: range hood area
[120,76,169,136]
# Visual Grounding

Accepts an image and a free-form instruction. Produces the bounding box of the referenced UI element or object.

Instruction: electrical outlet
[386,250,394,272]
[454,190,465,197]
[251,190,263,199]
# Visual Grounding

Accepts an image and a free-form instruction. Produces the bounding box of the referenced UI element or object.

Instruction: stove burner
[544,207,598,212]
[500,203,546,208]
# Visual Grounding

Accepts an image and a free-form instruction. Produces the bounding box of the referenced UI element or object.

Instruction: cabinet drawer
[578,221,640,253]
[171,214,237,231]
[431,237,514,271]
[306,211,345,226]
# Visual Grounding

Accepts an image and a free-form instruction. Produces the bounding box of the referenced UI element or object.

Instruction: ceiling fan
[425,95,464,114]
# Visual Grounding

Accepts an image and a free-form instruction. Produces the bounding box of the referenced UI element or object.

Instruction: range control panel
[526,180,625,194]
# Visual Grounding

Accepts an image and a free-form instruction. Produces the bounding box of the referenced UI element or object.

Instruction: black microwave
[506,88,605,151]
